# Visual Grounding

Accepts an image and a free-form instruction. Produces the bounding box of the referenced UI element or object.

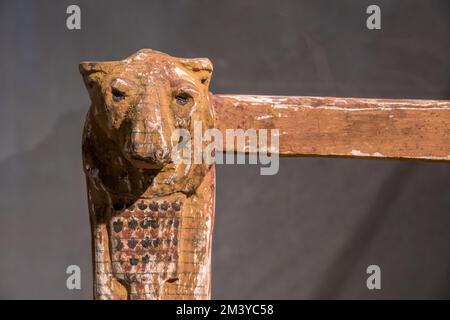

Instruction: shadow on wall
[0,108,93,299]
[312,163,416,298]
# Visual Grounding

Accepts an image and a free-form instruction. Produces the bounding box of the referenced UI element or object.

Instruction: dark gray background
[0,0,449,299]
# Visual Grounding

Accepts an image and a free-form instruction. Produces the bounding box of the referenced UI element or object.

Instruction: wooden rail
[212,94,450,161]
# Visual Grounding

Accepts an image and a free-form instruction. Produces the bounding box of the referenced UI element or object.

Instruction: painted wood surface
[212,94,450,161]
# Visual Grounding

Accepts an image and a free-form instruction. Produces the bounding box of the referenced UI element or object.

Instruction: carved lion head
[80,49,214,170]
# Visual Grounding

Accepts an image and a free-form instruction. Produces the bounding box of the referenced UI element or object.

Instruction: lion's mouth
[123,144,171,169]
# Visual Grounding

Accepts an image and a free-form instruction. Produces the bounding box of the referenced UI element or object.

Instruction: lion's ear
[79,61,106,76]
[79,61,114,97]
[79,61,110,100]
[180,58,213,86]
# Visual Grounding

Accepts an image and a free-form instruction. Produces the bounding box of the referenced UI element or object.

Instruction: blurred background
[0,0,449,299]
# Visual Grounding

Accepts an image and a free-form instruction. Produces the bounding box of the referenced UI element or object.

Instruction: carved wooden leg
[87,166,215,300]
[173,165,215,300]
[80,49,217,299]
[93,223,128,300]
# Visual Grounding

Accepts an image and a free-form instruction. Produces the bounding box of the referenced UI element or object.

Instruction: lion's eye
[112,88,125,102]
[175,93,191,106]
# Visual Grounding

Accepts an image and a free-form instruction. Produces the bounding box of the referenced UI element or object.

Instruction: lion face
[80,49,214,170]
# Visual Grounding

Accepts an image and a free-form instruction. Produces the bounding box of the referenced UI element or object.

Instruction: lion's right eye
[112,88,125,102]
[175,92,193,106]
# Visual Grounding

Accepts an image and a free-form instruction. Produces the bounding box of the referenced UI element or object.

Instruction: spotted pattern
[109,199,182,284]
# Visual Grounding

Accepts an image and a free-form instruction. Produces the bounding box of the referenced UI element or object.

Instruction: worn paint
[351,150,385,157]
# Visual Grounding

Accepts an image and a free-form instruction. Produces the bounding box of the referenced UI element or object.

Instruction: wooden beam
[212,94,450,161]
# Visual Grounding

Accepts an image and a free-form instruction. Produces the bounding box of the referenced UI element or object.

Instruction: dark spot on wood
[153,238,161,247]
[113,220,123,233]
[150,219,159,228]
[128,218,138,230]
[141,237,151,248]
[142,254,150,264]
[140,219,150,229]
[149,201,159,211]
[161,201,169,211]
[138,201,147,210]
[127,238,138,249]
[171,202,181,211]
[129,257,139,266]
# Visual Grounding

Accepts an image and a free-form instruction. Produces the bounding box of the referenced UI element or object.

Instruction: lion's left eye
[175,93,191,106]
[112,88,125,102]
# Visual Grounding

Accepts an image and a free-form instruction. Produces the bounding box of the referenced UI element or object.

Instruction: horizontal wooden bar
[211,94,450,161]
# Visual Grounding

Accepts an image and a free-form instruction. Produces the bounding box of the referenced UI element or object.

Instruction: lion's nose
[130,128,170,164]
[130,147,169,164]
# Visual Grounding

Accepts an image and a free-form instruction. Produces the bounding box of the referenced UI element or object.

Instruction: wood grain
[212,94,450,161]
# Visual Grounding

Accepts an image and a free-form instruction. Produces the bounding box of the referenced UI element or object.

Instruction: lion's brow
[170,79,197,89]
